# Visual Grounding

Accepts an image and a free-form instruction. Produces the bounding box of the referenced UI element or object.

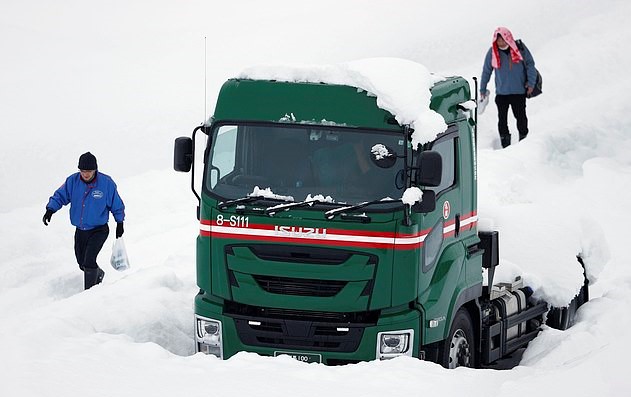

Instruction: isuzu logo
[274,226,327,239]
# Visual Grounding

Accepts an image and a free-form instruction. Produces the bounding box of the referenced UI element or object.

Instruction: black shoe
[519,133,528,141]
[500,135,511,148]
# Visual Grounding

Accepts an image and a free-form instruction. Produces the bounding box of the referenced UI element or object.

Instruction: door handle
[455,214,461,237]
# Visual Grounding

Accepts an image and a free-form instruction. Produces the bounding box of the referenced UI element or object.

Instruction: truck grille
[225,302,377,353]
[232,317,363,352]
[253,275,347,297]
[224,301,379,324]
[247,244,353,265]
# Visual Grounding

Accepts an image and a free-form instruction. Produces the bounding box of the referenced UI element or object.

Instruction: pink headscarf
[491,27,523,69]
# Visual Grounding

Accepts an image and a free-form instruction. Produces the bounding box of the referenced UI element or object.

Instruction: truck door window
[428,138,456,195]
[208,126,238,188]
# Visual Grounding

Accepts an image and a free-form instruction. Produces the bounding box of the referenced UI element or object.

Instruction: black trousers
[495,94,528,145]
[74,224,109,289]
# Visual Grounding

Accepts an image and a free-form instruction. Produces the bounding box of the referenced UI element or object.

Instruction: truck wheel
[438,308,476,369]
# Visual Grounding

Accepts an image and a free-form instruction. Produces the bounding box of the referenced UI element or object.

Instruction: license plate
[274,351,322,363]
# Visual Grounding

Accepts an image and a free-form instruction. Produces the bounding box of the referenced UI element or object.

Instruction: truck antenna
[204,36,207,126]
[473,76,478,151]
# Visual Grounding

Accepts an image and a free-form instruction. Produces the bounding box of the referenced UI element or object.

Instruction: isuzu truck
[174,61,588,367]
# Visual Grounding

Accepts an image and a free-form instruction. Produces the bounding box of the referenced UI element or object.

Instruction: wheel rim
[448,329,471,369]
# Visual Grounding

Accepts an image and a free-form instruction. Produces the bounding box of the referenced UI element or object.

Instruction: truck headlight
[196,316,223,358]
[376,329,414,360]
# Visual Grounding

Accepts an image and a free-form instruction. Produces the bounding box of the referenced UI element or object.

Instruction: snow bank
[2,0,631,396]
[476,142,611,306]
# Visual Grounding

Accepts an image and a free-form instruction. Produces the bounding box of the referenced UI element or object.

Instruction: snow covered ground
[2,0,631,395]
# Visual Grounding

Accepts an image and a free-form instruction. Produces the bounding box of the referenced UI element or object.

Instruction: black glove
[42,208,53,226]
[116,222,124,238]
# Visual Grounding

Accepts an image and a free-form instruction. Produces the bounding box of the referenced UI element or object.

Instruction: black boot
[500,135,511,148]
[96,268,105,285]
[519,133,528,141]
[84,268,99,290]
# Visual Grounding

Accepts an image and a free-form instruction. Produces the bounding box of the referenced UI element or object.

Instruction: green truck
[174,69,588,367]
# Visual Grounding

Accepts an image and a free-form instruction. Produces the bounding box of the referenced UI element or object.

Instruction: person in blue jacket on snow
[43,152,125,289]
[480,26,537,148]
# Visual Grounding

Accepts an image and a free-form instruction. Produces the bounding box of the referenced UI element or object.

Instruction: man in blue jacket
[43,152,125,289]
[480,27,537,148]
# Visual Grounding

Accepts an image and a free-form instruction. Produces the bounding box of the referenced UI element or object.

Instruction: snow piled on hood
[239,58,448,147]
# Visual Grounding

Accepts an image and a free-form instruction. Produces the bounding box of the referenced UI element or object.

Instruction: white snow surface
[2,0,631,396]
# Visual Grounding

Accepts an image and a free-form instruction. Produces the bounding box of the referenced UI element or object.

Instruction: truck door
[418,127,466,344]
[421,126,461,273]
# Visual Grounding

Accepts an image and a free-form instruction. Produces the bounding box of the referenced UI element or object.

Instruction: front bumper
[195,293,421,364]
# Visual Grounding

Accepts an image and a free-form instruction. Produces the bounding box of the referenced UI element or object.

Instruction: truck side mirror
[416,150,442,187]
[174,137,193,172]
[411,189,436,213]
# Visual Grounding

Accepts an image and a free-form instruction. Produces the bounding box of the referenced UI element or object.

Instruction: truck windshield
[205,123,406,206]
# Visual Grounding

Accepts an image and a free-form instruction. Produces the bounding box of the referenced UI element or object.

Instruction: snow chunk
[459,100,477,120]
[239,58,448,146]
[459,100,477,110]
[316,119,347,127]
[401,187,423,205]
[371,144,390,160]
[305,194,335,203]
[279,113,296,122]
[250,186,294,202]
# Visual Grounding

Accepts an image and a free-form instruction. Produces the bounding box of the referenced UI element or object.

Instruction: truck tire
[433,308,476,369]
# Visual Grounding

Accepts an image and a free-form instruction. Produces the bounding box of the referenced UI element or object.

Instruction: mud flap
[546,256,589,330]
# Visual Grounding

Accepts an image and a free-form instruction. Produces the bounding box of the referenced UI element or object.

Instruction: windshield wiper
[219,194,296,211]
[324,199,401,220]
[218,196,262,210]
[265,198,325,216]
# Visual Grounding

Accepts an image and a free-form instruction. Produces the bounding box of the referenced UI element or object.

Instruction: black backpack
[516,39,543,98]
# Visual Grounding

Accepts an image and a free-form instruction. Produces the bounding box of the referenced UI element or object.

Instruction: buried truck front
[174,63,588,367]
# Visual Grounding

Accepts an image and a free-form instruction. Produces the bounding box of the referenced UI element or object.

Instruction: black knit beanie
[78,152,98,170]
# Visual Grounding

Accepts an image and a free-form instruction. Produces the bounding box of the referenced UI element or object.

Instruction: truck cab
[174,71,586,366]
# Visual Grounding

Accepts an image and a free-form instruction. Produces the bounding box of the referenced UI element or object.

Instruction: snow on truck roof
[238,57,449,148]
